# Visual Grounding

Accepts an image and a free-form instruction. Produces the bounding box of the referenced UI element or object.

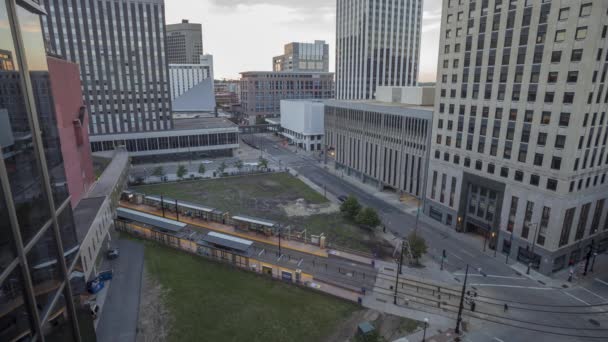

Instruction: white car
[200,160,214,164]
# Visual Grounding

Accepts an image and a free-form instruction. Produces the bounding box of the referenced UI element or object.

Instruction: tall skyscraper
[335,0,422,100]
[273,40,329,72]
[426,0,608,275]
[1,0,91,340]
[39,0,173,137]
[166,19,204,64]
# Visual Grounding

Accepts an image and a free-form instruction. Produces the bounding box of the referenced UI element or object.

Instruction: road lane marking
[578,286,608,301]
[493,338,505,342]
[595,278,608,287]
[469,284,552,290]
[459,249,475,258]
[454,274,525,280]
[449,252,464,260]
[563,291,591,305]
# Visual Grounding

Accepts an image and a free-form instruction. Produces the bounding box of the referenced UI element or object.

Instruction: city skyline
[165,0,441,81]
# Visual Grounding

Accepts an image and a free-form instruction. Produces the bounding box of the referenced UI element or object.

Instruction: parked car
[338,195,348,203]
[98,269,113,281]
[107,248,119,260]
[87,278,104,294]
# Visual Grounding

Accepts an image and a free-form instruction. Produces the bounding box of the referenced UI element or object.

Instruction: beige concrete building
[325,87,433,197]
[426,0,608,274]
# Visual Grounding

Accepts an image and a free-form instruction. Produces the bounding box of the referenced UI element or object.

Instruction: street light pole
[527,223,539,275]
[277,228,282,257]
[160,194,165,218]
[422,318,429,342]
[483,231,488,252]
[394,240,405,305]
[414,201,420,236]
[505,232,514,264]
[455,264,469,335]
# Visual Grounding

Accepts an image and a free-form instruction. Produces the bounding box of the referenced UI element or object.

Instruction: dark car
[338,195,348,203]
[107,248,119,260]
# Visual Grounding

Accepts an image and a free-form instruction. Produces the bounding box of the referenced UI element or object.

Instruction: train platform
[119,201,329,258]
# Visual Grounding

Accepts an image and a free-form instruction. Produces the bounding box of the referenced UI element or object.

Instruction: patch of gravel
[136,266,171,342]
[280,198,340,217]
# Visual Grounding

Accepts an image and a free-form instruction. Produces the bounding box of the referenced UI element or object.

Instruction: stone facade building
[426,0,608,274]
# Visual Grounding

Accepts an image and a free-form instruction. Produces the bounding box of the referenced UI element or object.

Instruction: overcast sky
[166,0,442,82]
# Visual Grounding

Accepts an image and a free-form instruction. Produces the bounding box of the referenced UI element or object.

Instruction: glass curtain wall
[0,0,83,340]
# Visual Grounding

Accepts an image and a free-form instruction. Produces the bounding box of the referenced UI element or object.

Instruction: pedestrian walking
[504,304,509,312]
[568,267,574,282]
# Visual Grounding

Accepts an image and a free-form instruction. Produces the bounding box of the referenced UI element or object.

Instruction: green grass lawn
[144,241,359,342]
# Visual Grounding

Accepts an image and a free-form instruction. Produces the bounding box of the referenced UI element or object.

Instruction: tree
[340,195,361,220]
[234,160,244,173]
[356,207,381,228]
[152,166,165,180]
[198,164,206,177]
[408,233,428,264]
[217,161,227,175]
[258,156,268,170]
[176,164,187,180]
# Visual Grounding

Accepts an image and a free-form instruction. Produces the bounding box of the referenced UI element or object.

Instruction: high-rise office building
[39,0,173,136]
[1,0,92,340]
[167,19,204,64]
[426,0,608,275]
[240,71,335,124]
[335,0,422,100]
[273,40,329,72]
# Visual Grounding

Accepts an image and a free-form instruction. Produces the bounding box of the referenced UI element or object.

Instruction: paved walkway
[120,201,329,257]
[96,239,145,342]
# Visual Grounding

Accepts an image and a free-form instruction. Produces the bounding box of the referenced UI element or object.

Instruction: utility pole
[277,227,282,257]
[583,241,594,276]
[175,199,179,221]
[483,231,488,252]
[160,194,165,218]
[414,201,420,236]
[527,223,539,275]
[441,249,446,271]
[455,264,469,335]
[394,240,405,305]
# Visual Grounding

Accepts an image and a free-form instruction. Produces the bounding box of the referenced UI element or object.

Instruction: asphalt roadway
[251,133,608,342]
[96,239,145,342]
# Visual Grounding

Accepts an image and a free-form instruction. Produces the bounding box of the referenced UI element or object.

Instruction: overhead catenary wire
[373,283,608,331]
[372,285,608,338]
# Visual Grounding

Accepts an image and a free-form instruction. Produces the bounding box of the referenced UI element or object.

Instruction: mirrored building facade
[0,0,87,340]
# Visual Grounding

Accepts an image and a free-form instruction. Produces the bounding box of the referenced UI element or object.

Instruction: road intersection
[251,133,608,341]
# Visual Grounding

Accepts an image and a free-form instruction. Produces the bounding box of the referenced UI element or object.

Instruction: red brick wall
[47,56,95,208]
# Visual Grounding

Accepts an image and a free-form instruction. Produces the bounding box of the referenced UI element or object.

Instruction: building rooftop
[324,99,434,119]
[88,149,130,198]
[240,71,334,76]
[172,117,238,130]
[73,197,106,242]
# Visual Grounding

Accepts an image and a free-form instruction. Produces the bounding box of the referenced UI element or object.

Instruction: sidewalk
[398,329,459,342]
[362,294,455,334]
[120,201,329,258]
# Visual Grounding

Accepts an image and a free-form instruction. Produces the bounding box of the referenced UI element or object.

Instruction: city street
[96,239,145,342]
[250,133,608,341]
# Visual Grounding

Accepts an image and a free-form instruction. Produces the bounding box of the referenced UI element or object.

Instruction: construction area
[132,172,393,256]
